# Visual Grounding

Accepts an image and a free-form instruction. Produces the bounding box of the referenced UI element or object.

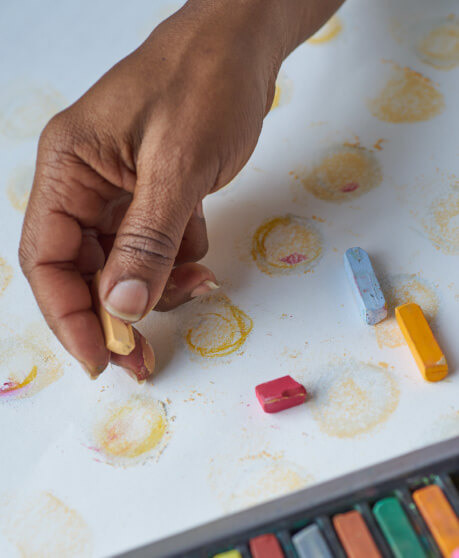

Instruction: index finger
[20,168,109,378]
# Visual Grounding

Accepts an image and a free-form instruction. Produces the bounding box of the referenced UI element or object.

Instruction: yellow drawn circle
[308,15,342,44]
[0,492,92,557]
[0,257,13,296]
[301,145,382,202]
[186,296,253,358]
[208,452,312,513]
[423,191,459,254]
[269,74,293,111]
[231,464,311,510]
[0,84,67,140]
[271,84,281,110]
[376,274,438,349]
[0,332,62,399]
[312,361,400,438]
[416,17,459,70]
[7,164,33,212]
[94,396,167,461]
[252,215,322,275]
[367,64,444,123]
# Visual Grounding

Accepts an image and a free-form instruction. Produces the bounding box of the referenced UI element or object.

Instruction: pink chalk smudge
[0,381,19,393]
[280,252,308,265]
[341,182,359,193]
[0,381,30,399]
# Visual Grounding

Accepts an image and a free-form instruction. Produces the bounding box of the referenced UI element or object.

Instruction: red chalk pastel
[255,375,307,413]
[249,533,285,558]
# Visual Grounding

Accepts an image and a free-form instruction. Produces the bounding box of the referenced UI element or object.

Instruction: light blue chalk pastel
[292,524,333,558]
[344,247,387,325]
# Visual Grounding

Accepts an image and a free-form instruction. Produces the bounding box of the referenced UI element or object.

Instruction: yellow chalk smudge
[312,360,400,438]
[308,15,342,44]
[376,274,439,349]
[7,164,34,212]
[416,16,459,70]
[0,257,13,296]
[0,491,92,557]
[368,63,444,123]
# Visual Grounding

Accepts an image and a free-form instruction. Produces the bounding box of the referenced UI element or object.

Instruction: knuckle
[39,111,69,149]
[115,226,178,269]
[38,109,82,165]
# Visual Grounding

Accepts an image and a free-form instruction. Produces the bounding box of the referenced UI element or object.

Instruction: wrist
[182,0,344,85]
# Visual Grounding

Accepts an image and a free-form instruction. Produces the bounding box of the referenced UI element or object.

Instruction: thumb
[99,181,196,322]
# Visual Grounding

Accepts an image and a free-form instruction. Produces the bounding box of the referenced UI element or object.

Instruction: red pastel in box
[249,533,284,558]
[255,375,307,413]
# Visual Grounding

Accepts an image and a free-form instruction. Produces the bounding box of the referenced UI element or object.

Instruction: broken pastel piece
[395,303,448,382]
[92,271,135,356]
[344,247,387,325]
[255,375,307,413]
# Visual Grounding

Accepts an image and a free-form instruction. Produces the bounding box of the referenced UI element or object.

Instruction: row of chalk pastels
[213,472,459,558]
[344,247,448,382]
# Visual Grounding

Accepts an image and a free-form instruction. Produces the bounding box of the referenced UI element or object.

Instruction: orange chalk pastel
[92,271,135,355]
[413,484,459,557]
[395,303,447,381]
[333,510,381,558]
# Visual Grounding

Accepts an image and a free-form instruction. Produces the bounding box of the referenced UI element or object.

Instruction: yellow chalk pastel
[395,303,447,382]
[92,271,135,356]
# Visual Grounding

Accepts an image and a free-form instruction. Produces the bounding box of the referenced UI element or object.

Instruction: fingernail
[122,367,147,384]
[104,279,149,322]
[190,279,220,298]
[81,363,103,380]
[140,337,156,376]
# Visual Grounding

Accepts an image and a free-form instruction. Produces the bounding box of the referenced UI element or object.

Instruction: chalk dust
[300,144,382,202]
[311,360,400,438]
[376,274,439,349]
[416,15,459,70]
[7,164,34,212]
[0,83,67,140]
[308,15,342,44]
[0,257,13,296]
[367,63,444,123]
[0,491,92,557]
